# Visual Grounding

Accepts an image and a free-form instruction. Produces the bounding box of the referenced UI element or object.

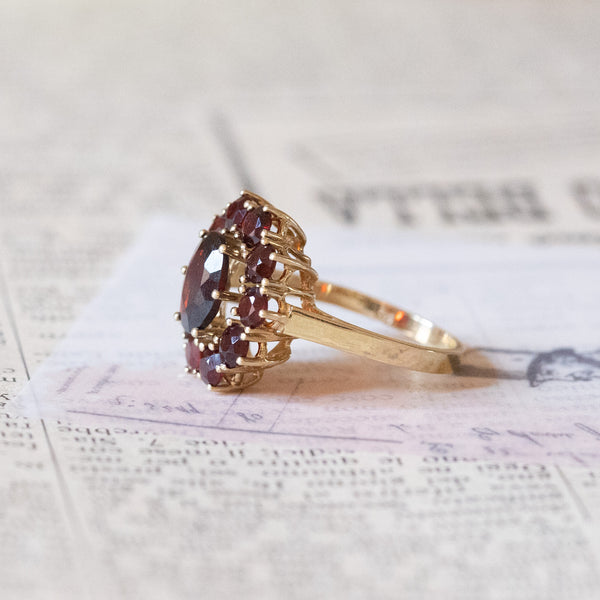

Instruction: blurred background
[3,1,600,364]
[2,2,599,349]
[1,3,600,599]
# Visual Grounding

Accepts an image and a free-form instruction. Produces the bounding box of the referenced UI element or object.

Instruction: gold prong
[231,306,239,316]
[212,289,242,302]
[261,280,312,299]
[259,309,286,323]
[199,229,207,238]
[236,356,280,368]
[216,363,261,375]
[191,327,200,338]
[181,266,188,275]
[218,243,246,260]
[208,342,215,351]
[261,230,292,247]
[269,251,317,277]
[173,311,181,321]
[226,318,233,326]
[184,366,191,373]
[212,335,219,345]
[241,330,283,342]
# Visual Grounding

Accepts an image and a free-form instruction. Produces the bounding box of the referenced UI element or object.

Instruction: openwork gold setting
[175,190,464,391]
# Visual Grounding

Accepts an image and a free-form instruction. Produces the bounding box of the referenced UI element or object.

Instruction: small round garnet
[225,196,249,227]
[219,324,249,368]
[241,208,272,246]
[239,287,269,328]
[209,214,227,232]
[245,243,276,283]
[185,336,202,371]
[209,196,248,232]
[199,350,225,386]
[180,232,229,334]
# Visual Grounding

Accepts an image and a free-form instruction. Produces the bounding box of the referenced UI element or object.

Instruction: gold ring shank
[281,281,463,374]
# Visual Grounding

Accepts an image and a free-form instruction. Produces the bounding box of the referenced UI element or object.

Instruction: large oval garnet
[180,232,229,333]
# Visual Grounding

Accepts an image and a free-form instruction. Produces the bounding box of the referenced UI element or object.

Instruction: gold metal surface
[283,281,462,374]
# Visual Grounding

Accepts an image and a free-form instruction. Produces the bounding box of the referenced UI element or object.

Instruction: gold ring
[174,191,464,391]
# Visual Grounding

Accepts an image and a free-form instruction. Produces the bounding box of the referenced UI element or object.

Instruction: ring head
[177,191,314,391]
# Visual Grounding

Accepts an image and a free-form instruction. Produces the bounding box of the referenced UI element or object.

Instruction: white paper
[15,216,600,467]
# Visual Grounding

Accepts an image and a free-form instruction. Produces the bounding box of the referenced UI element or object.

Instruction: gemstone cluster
[175,191,314,390]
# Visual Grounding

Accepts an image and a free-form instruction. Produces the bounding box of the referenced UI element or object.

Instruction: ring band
[290,280,461,372]
[174,191,463,391]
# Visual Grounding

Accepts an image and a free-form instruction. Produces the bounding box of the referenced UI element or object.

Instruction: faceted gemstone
[185,336,202,371]
[241,208,272,246]
[199,350,225,386]
[245,243,276,283]
[238,287,269,328]
[219,324,249,368]
[180,232,229,334]
[224,196,249,228]
[208,196,248,232]
[209,214,227,232]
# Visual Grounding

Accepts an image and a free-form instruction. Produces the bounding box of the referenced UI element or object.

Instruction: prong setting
[177,191,317,391]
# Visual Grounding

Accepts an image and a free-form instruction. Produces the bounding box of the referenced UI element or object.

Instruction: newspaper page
[1,2,600,599]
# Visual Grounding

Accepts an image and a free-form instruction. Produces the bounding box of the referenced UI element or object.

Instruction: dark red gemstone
[241,208,272,246]
[199,350,225,386]
[245,243,276,283]
[185,336,202,371]
[238,287,269,328]
[219,324,249,368]
[225,196,249,228]
[209,214,227,232]
[180,232,229,334]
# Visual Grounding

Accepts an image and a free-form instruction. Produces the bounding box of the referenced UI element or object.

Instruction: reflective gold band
[281,281,463,374]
